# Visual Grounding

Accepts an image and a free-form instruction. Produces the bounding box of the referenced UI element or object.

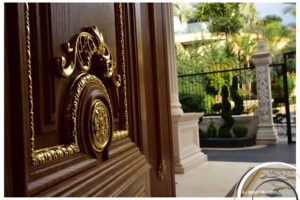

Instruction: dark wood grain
[132,3,175,196]
[5,2,175,197]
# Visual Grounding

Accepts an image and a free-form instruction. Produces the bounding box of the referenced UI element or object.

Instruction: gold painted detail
[26,3,119,166]
[112,130,128,141]
[91,100,110,152]
[26,3,81,166]
[32,144,80,166]
[56,26,121,86]
[25,3,36,156]
[68,73,112,148]
[119,3,129,131]
[111,4,129,142]
[157,160,167,180]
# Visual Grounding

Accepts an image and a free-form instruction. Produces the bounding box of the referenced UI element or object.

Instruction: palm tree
[282,3,296,17]
[173,3,193,24]
[282,3,296,28]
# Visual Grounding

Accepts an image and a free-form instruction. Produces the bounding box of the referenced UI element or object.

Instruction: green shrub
[179,94,202,112]
[179,93,216,113]
[233,125,248,138]
[199,129,208,139]
[206,123,217,138]
[220,85,231,114]
[218,85,234,138]
[212,103,222,113]
[218,113,234,138]
[230,76,244,114]
[202,95,215,113]
[272,75,296,99]
[218,125,232,138]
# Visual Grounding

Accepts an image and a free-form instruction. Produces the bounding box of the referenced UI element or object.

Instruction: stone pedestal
[252,42,278,144]
[163,4,207,173]
[172,113,207,174]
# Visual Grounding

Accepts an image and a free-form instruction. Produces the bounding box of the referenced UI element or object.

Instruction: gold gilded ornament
[91,100,110,152]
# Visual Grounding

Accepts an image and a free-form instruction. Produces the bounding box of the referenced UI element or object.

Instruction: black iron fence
[177,51,296,143]
[270,51,296,144]
[178,65,257,115]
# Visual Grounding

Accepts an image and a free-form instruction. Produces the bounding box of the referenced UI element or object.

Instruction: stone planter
[200,136,256,148]
[199,115,259,138]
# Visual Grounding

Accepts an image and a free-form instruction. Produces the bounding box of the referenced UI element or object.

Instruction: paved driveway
[202,143,296,164]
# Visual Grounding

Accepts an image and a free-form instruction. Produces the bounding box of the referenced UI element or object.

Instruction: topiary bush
[233,125,248,138]
[206,121,217,138]
[218,85,234,138]
[179,93,215,113]
[212,103,222,113]
[230,76,244,114]
[179,93,202,112]
[199,129,208,139]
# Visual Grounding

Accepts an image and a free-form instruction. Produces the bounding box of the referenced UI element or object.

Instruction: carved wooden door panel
[5,3,176,197]
[5,3,151,197]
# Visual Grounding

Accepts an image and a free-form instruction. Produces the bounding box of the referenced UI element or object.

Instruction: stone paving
[176,161,257,197]
[202,143,296,164]
[175,143,296,197]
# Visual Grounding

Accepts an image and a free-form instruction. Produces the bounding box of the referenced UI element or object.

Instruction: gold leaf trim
[91,100,111,152]
[56,26,119,80]
[25,3,35,155]
[119,3,129,130]
[157,160,167,180]
[32,144,80,166]
[25,4,82,166]
[67,74,112,146]
[112,130,128,141]
[112,3,129,141]
[26,3,127,166]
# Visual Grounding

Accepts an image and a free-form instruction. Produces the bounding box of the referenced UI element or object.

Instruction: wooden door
[5,3,175,197]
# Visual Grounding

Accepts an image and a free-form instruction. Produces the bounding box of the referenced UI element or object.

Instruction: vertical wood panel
[134,3,175,196]
[5,3,30,196]
[5,2,175,197]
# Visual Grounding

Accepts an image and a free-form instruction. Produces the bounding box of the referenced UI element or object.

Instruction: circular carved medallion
[91,100,110,152]
[64,73,112,157]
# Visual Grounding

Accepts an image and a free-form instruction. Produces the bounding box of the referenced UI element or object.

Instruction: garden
[174,3,296,146]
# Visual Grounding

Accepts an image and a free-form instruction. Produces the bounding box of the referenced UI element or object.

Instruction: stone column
[163,4,207,174]
[163,3,183,116]
[252,42,278,144]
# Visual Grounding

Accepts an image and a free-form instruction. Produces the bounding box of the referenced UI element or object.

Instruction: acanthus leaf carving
[55,26,121,88]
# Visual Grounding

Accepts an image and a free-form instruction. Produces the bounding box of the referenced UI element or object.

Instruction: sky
[255,3,296,26]
[174,2,296,32]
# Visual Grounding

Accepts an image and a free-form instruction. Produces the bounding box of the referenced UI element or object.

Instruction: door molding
[25,3,131,167]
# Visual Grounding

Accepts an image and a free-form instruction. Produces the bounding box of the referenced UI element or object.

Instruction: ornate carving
[25,3,81,166]
[257,41,266,52]
[111,3,129,142]
[26,3,127,166]
[66,73,112,148]
[91,100,111,152]
[25,3,35,154]
[112,130,129,141]
[32,144,80,166]
[56,26,120,84]
[157,160,167,180]
[256,64,272,123]
[118,4,129,130]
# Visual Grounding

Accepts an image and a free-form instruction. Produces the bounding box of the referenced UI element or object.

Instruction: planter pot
[199,115,259,138]
[200,136,256,148]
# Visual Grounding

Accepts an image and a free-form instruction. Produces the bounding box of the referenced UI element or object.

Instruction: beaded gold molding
[26,3,129,166]
[112,3,129,141]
